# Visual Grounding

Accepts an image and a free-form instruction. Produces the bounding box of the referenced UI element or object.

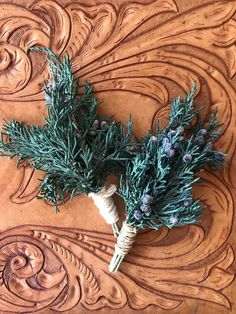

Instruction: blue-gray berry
[140,204,151,213]
[195,135,205,145]
[184,199,192,207]
[100,120,109,131]
[168,130,176,138]
[179,136,184,141]
[134,210,143,220]
[162,137,169,145]
[141,194,153,204]
[144,208,152,216]
[215,152,225,160]
[164,142,172,152]
[183,154,192,163]
[92,119,100,130]
[199,128,207,135]
[204,142,213,150]
[165,149,175,158]
[177,126,184,134]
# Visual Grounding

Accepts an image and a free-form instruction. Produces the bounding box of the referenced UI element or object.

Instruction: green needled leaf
[0,48,136,211]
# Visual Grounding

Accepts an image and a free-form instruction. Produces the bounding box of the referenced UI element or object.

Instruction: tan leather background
[0,0,235,313]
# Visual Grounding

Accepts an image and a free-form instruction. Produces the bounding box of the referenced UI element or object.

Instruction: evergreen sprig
[109,84,226,272]
[0,48,134,211]
[120,84,226,229]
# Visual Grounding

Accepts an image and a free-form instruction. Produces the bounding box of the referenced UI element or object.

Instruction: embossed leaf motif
[0,0,235,312]
[0,226,127,312]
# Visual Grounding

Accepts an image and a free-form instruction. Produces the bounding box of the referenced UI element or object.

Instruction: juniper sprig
[109,83,226,272]
[0,48,134,237]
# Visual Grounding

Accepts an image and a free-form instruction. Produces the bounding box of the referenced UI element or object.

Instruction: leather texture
[0,0,235,313]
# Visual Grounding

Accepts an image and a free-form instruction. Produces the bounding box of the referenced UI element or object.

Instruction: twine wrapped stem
[89,184,120,237]
[109,220,137,272]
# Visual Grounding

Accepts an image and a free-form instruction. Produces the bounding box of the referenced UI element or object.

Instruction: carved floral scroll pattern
[0,0,235,312]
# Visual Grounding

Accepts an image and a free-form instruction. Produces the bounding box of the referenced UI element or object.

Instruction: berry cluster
[195,128,207,146]
[195,128,225,161]
[162,125,185,158]
[90,119,109,135]
[134,194,153,220]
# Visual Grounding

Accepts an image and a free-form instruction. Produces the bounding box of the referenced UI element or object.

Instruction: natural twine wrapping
[114,221,137,256]
[88,185,119,224]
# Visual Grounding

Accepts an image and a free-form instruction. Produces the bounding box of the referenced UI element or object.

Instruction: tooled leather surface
[0,1,235,313]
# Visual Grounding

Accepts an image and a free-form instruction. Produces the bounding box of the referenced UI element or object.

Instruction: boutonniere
[109,84,226,271]
[0,48,135,237]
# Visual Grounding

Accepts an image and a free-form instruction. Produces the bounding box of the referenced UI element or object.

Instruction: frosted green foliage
[119,83,226,229]
[0,48,134,212]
